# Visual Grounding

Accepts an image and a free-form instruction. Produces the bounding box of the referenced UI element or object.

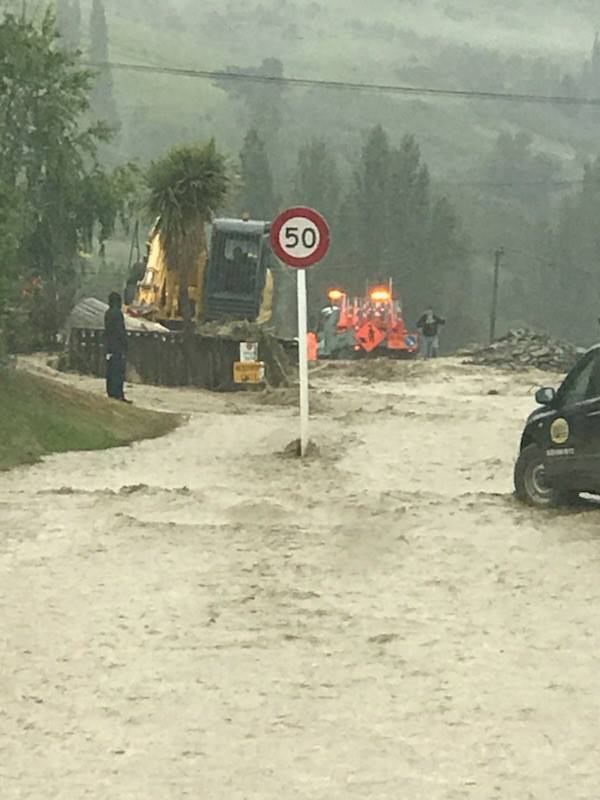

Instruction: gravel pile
[461,328,581,372]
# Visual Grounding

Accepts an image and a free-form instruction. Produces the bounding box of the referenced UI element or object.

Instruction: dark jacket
[417,314,445,338]
[104,307,128,355]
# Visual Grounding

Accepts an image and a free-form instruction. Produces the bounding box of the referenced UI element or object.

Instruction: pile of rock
[461,328,581,372]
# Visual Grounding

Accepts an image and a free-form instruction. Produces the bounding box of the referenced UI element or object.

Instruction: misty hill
[42,0,600,344]
[87,0,600,177]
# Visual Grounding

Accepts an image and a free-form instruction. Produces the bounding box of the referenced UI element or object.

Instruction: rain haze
[2,1,600,798]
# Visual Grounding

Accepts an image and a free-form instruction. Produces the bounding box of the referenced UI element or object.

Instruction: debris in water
[281,439,320,459]
[460,328,579,373]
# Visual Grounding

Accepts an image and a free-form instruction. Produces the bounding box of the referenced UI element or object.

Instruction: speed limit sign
[270,206,330,457]
[270,206,330,269]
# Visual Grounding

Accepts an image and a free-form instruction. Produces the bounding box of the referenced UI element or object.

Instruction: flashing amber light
[370,288,391,302]
[327,288,344,301]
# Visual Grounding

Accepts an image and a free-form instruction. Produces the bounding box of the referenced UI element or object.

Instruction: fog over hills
[7,0,600,343]
[79,0,599,171]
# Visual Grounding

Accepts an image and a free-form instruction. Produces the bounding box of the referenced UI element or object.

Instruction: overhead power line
[87,60,600,108]
[435,178,585,188]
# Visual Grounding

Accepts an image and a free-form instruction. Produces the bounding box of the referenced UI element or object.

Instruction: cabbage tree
[146,141,229,331]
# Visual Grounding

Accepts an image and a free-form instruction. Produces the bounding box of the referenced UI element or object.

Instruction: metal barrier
[68,328,246,392]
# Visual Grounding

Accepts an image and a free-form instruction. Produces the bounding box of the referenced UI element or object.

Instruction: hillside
[80,0,600,176]
[0,368,179,470]
[4,0,594,345]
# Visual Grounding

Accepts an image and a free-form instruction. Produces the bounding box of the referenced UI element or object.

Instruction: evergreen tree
[72,0,81,49]
[459,130,566,337]
[340,125,472,339]
[89,0,119,132]
[591,33,600,88]
[387,135,431,302]
[237,129,276,220]
[0,180,26,356]
[290,138,342,309]
[545,158,600,343]
[558,72,579,118]
[214,59,285,149]
[0,10,133,346]
[291,138,341,227]
[483,131,561,213]
[351,125,393,277]
[427,195,471,344]
[55,0,80,49]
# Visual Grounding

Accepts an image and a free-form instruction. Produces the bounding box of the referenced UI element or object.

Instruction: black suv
[515,345,600,507]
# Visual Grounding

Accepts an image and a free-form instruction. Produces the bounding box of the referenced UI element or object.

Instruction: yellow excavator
[125,215,277,328]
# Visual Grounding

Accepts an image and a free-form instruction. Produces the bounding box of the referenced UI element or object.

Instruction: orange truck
[312,282,419,360]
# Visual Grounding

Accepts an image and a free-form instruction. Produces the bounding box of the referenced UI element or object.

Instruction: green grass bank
[0,369,180,470]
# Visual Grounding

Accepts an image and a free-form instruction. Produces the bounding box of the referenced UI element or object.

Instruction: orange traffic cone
[307,332,318,362]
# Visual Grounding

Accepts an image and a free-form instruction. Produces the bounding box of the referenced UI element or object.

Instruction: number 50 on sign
[270,207,330,269]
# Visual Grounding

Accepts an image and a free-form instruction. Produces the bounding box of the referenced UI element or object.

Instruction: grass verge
[0,369,181,471]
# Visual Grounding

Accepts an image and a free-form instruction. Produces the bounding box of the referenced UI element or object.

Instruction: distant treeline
[5,3,600,349]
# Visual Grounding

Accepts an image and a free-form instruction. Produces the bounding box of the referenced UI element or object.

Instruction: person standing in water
[417,306,446,358]
[103,292,131,402]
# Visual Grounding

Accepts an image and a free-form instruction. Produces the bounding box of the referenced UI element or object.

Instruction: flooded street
[2,358,600,799]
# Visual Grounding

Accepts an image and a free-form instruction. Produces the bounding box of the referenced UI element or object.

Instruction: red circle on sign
[270,206,330,269]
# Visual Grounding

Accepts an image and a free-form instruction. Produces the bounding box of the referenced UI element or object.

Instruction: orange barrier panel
[307,332,319,362]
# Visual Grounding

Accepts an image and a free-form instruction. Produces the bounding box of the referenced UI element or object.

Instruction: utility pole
[489,247,504,344]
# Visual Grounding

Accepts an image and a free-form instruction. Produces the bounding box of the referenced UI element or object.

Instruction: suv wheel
[514,444,578,508]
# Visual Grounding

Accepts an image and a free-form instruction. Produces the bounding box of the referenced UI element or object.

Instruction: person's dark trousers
[106,352,126,399]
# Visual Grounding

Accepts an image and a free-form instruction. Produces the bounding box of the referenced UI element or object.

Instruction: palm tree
[146,140,229,332]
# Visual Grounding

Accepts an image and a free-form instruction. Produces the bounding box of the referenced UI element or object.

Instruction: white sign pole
[296,268,309,457]
[271,206,329,459]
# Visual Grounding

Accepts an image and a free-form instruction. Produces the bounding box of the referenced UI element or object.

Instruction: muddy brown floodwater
[2,357,600,799]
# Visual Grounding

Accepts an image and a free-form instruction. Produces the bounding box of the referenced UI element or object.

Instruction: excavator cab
[126,216,275,327]
[203,219,272,322]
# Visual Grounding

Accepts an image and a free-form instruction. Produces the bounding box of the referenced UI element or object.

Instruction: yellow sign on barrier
[233,361,265,384]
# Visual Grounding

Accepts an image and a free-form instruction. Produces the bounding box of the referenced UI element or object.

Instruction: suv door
[548,348,600,490]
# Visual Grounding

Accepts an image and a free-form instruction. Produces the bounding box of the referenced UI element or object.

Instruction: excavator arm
[257,268,274,324]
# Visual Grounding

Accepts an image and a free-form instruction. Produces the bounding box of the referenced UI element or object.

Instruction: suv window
[558,351,600,407]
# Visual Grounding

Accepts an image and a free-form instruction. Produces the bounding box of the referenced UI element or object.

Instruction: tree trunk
[160,216,212,382]
[177,221,206,381]
[179,267,194,383]
[178,265,193,333]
